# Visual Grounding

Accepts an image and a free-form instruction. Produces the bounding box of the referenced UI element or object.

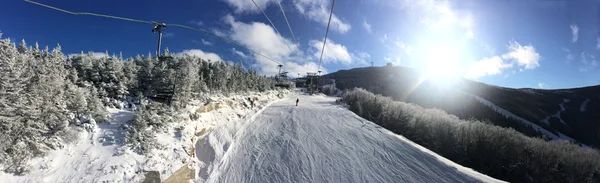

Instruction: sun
[422,44,463,80]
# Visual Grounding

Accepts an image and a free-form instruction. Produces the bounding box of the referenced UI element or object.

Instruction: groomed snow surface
[195,91,503,183]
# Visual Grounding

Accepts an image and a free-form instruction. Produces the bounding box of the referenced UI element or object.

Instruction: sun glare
[423,44,462,80]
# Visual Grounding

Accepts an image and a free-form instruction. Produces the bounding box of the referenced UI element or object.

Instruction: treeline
[341,88,600,183]
[326,66,557,143]
[68,48,276,109]
[0,37,276,174]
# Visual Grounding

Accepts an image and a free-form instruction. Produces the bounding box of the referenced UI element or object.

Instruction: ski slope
[195,93,503,183]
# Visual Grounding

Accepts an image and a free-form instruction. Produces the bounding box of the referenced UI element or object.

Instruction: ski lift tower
[306,72,318,95]
[152,22,167,58]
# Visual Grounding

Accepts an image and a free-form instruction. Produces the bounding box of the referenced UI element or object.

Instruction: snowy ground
[0,90,289,183]
[195,91,503,183]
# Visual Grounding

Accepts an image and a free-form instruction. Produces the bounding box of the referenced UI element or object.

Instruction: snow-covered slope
[0,108,144,183]
[0,90,288,183]
[466,93,577,142]
[195,92,503,183]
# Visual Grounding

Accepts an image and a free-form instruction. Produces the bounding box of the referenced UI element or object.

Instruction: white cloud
[221,0,273,13]
[352,52,371,65]
[177,49,225,62]
[570,24,579,43]
[309,38,352,64]
[201,39,212,46]
[363,20,372,33]
[389,0,473,38]
[222,14,323,75]
[465,56,513,79]
[579,52,598,72]
[232,48,247,58]
[212,28,227,38]
[562,47,574,63]
[395,41,412,55]
[467,40,541,79]
[382,56,401,66]
[538,83,547,89]
[293,0,351,33]
[501,40,540,69]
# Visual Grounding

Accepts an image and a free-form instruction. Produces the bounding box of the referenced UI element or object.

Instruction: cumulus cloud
[177,49,226,62]
[570,24,579,43]
[309,38,352,64]
[363,20,372,33]
[222,14,323,75]
[465,56,513,79]
[538,83,547,89]
[466,40,540,79]
[221,0,273,13]
[501,40,540,69]
[293,0,351,33]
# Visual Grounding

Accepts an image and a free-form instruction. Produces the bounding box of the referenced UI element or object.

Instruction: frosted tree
[135,54,155,96]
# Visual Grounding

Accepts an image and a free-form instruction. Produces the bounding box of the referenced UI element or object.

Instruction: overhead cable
[275,0,299,47]
[251,0,294,53]
[317,0,336,73]
[24,0,281,65]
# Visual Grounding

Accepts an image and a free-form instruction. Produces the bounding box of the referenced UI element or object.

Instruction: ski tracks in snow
[195,93,502,183]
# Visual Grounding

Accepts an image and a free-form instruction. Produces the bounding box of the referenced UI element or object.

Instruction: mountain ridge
[323,66,600,148]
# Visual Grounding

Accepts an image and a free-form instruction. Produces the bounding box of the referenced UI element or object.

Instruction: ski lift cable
[167,24,281,64]
[317,0,336,74]
[251,0,294,53]
[275,0,299,47]
[24,0,282,65]
[24,0,153,24]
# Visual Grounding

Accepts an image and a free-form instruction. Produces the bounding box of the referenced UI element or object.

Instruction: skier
[296,98,299,106]
[248,97,254,108]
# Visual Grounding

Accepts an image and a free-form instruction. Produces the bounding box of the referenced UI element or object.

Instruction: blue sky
[1,0,599,89]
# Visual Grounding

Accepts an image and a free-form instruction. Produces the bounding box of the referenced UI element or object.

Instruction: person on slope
[296,98,299,106]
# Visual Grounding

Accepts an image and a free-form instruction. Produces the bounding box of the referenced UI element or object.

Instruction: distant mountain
[323,66,600,148]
